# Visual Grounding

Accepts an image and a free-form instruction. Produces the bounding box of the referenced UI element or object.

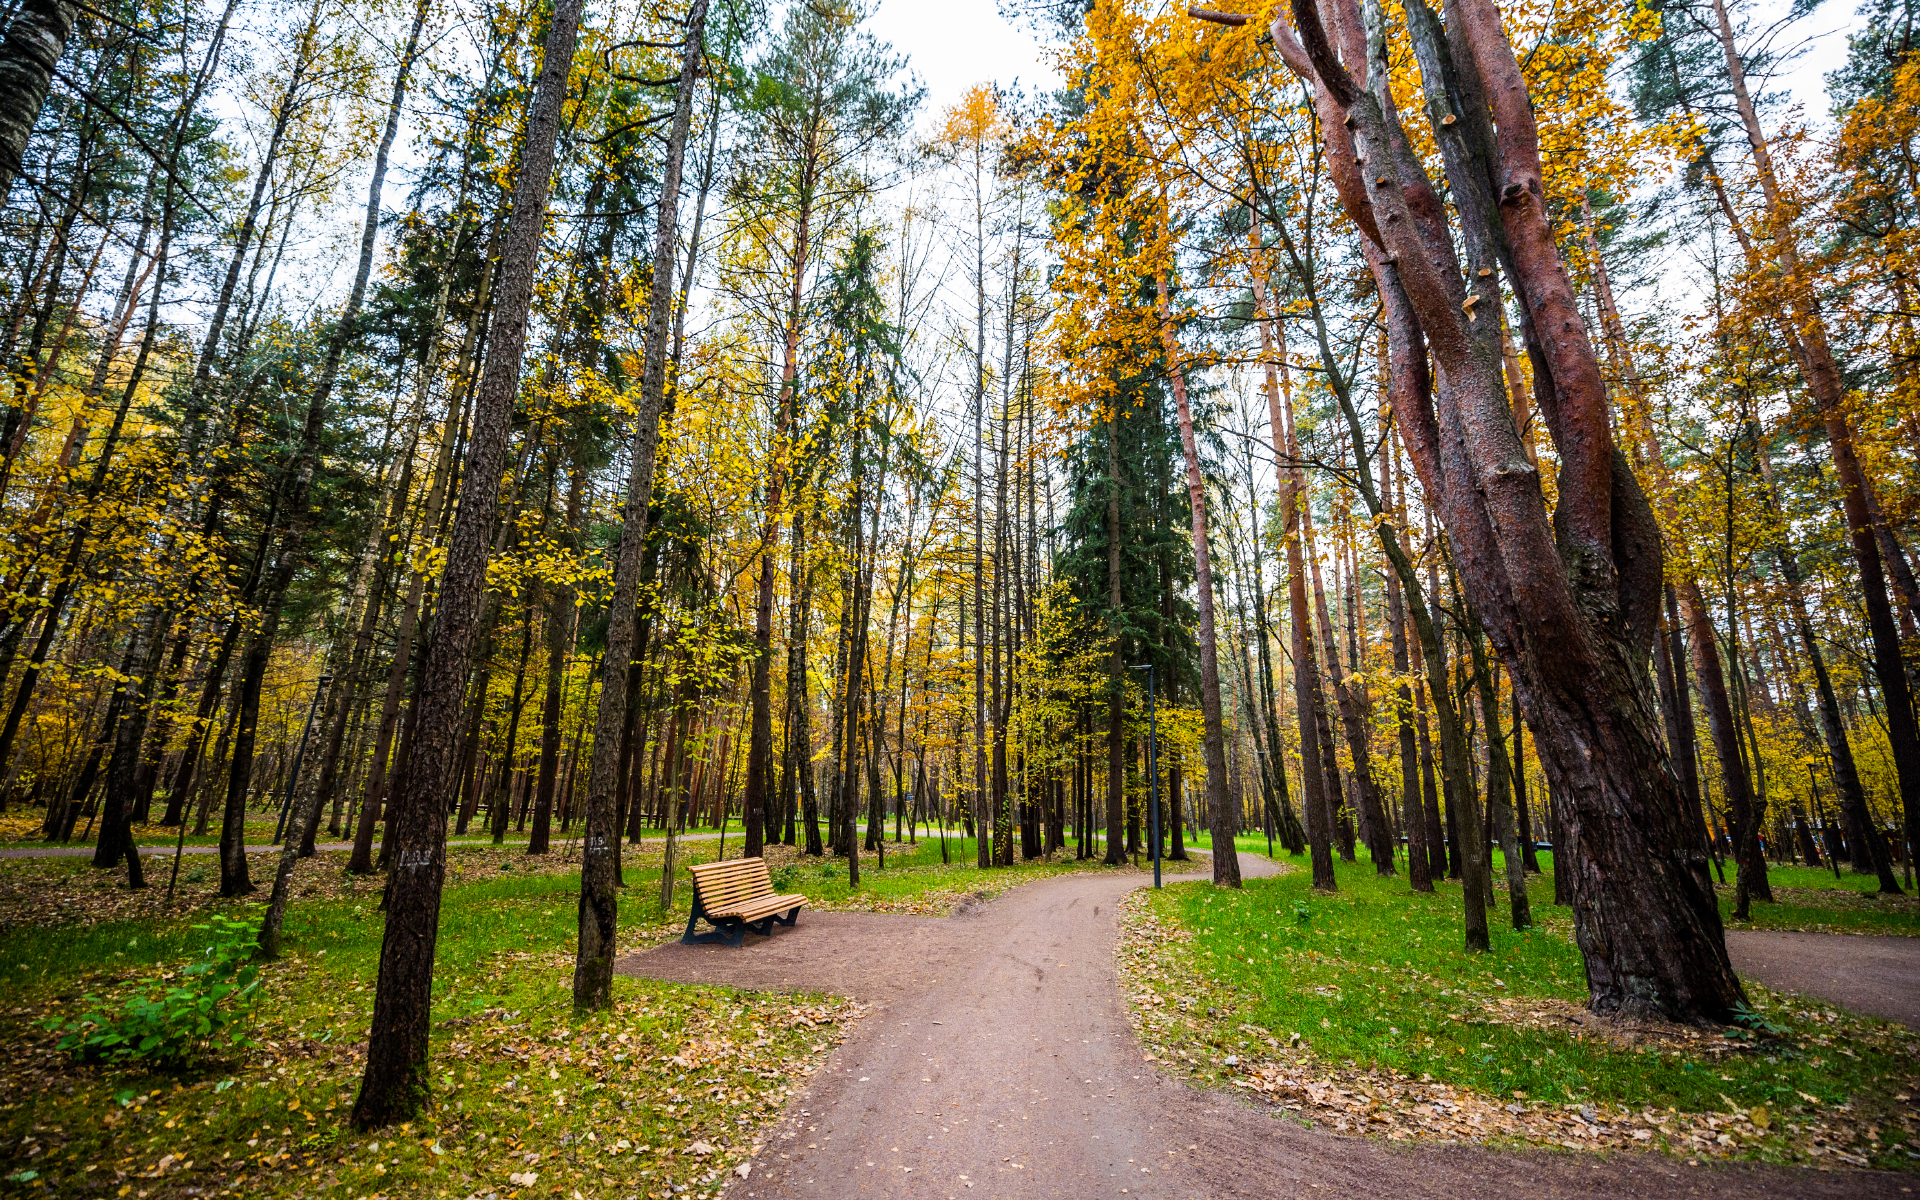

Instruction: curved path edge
[615,852,1906,1199]
[1725,928,1920,1027]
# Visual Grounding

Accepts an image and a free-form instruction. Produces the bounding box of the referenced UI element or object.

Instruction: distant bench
[682,856,806,946]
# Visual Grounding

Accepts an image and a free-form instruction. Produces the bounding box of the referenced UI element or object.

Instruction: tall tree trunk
[0,0,78,196]
[1303,498,1392,873]
[530,466,583,855]
[91,633,152,888]
[488,617,536,843]
[1255,0,1742,1018]
[1674,576,1771,915]
[572,0,709,1009]
[1702,0,1920,900]
[1104,412,1126,867]
[1384,448,1432,891]
[780,509,808,848]
[1512,690,1540,872]
[1153,268,1240,888]
[1255,189,1482,931]
[240,0,427,897]
[353,0,584,1125]
[1756,449,1902,893]
[1271,385,1336,890]
[1467,629,1532,928]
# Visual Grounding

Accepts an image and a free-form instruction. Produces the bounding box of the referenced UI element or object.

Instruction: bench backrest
[687,855,774,908]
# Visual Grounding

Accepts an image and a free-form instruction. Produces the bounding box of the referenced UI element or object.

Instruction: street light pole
[1131,664,1160,888]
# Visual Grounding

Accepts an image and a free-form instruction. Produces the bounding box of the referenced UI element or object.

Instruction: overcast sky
[867,0,1062,126]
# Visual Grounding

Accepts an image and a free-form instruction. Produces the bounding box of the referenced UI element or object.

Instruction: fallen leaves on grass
[0,845,591,932]
[1719,884,1920,935]
[0,939,864,1199]
[1115,889,1920,1171]
[0,812,51,842]
[1480,997,1756,1057]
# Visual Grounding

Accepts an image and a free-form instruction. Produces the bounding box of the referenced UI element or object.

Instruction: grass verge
[1209,841,1920,937]
[0,867,860,1199]
[1121,856,1919,1171]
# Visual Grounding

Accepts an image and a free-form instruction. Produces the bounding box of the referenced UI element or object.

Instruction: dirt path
[1726,929,1920,1027]
[617,853,1901,1200]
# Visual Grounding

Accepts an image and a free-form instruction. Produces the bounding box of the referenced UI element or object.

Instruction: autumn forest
[0,0,1918,1190]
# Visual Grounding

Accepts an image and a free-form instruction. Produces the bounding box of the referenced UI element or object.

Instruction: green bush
[46,914,262,1067]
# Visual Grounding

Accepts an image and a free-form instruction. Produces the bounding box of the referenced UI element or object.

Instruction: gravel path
[1726,929,1920,1027]
[617,853,1901,1200]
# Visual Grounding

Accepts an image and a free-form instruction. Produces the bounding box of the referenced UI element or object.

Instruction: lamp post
[1130,663,1160,888]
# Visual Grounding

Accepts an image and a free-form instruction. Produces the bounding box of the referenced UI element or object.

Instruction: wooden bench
[682,856,805,946]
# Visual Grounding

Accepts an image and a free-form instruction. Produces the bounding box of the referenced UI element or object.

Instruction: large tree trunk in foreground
[572,0,710,1009]
[1233,0,1743,1021]
[352,0,584,1128]
[0,0,78,196]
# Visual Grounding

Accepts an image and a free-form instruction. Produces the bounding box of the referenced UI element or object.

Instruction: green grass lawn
[1716,860,1920,935]
[1194,837,1920,937]
[1125,856,1919,1168]
[0,864,855,1198]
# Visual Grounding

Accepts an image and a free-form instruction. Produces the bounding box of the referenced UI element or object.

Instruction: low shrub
[46,913,262,1067]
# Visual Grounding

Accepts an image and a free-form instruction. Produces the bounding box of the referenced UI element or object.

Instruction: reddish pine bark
[1237,0,1745,1020]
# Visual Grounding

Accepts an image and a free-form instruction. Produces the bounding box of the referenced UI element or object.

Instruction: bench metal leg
[682,895,745,946]
[772,906,801,927]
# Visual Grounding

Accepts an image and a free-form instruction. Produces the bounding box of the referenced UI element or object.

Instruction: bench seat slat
[709,893,806,920]
[682,855,804,945]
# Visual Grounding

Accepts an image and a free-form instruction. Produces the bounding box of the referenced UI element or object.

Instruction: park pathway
[1725,929,1920,1027]
[618,853,1902,1200]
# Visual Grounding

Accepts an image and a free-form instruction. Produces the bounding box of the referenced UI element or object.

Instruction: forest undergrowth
[0,866,869,1199]
[1711,864,1920,936]
[1119,860,1920,1171]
